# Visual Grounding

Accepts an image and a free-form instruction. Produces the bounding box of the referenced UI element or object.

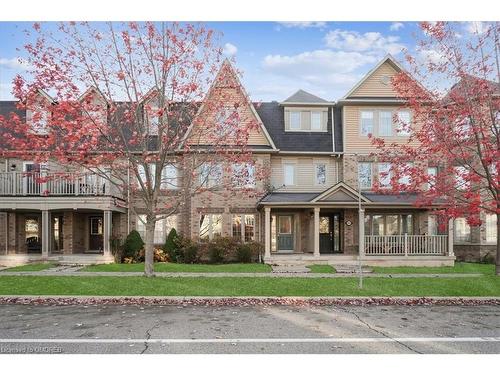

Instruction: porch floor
[0,253,114,267]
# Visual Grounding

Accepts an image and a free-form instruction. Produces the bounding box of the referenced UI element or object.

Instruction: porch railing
[364,234,448,256]
[0,172,120,197]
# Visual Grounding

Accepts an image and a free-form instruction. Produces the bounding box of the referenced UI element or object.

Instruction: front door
[319,214,342,254]
[277,215,294,252]
[88,216,103,252]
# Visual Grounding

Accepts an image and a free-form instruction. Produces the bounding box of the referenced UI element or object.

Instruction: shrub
[207,237,240,264]
[109,235,124,263]
[122,230,144,260]
[175,236,199,263]
[236,241,264,263]
[162,228,180,262]
[136,247,169,263]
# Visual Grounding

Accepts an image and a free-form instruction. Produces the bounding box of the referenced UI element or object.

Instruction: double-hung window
[485,214,497,243]
[138,163,156,188]
[232,163,256,189]
[199,214,222,240]
[378,111,392,136]
[289,112,301,130]
[232,214,256,242]
[454,217,471,242]
[161,164,178,190]
[396,111,411,136]
[136,214,178,244]
[311,112,322,131]
[315,164,326,185]
[358,162,372,189]
[199,163,223,188]
[283,163,295,186]
[378,163,392,188]
[360,111,374,136]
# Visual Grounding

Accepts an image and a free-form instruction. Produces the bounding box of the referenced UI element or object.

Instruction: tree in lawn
[0,22,264,276]
[370,22,500,274]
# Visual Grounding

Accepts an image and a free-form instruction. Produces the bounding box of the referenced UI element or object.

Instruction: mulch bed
[1,296,499,307]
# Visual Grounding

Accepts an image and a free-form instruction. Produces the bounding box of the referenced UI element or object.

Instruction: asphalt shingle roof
[282,89,330,104]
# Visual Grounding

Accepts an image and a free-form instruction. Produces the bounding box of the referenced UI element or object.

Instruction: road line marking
[0,337,500,344]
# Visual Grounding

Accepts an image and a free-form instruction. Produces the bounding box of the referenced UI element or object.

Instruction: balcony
[364,234,449,256]
[0,172,120,197]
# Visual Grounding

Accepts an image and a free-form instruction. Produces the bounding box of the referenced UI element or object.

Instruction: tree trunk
[144,219,155,277]
[496,212,500,276]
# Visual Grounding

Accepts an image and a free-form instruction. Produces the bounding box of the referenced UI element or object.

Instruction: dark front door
[88,216,103,252]
[319,214,342,254]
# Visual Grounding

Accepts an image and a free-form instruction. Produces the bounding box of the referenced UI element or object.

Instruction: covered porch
[259,182,455,266]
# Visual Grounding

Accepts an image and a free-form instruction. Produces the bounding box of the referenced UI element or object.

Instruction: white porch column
[103,210,112,256]
[264,207,271,260]
[313,207,320,258]
[41,210,50,259]
[448,218,454,257]
[358,208,365,258]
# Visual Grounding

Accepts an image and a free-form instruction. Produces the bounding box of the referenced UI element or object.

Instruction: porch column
[264,207,271,260]
[313,207,320,258]
[41,210,50,259]
[103,210,112,257]
[448,218,454,257]
[358,208,365,258]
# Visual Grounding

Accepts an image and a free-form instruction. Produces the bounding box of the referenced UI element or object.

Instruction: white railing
[0,172,119,197]
[365,234,448,256]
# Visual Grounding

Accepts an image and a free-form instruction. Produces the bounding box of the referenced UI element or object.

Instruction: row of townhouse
[0,55,497,266]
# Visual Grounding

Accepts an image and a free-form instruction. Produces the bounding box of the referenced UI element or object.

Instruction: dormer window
[289,111,301,130]
[311,112,322,131]
[28,105,50,135]
[146,104,160,135]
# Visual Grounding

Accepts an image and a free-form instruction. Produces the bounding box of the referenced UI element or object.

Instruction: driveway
[0,304,499,354]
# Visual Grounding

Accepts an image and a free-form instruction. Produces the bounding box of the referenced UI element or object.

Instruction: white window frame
[378,163,392,188]
[396,110,411,136]
[398,162,413,186]
[28,106,49,135]
[358,162,373,190]
[232,163,256,189]
[485,214,497,243]
[283,163,296,186]
[138,163,156,189]
[454,217,471,243]
[310,111,322,131]
[315,163,327,186]
[378,111,393,136]
[360,111,374,136]
[161,164,178,190]
[289,111,301,130]
[136,214,178,245]
[199,163,222,188]
[232,214,256,242]
[427,166,438,190]
[199,214,222,240]
[454,166,470,190]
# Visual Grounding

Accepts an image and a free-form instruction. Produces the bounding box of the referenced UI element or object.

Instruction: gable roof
[281,89,331,105]
[341,54,404,100]
[312,182,370,203]
[442,74,500,105]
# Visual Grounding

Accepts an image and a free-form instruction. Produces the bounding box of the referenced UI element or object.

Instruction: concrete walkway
[0,270,484,278]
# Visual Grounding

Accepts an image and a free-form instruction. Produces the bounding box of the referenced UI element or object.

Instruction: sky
[0,21,486,102]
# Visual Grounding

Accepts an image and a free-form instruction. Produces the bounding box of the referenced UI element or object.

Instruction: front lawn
[0,275,499,296]
[307,265,336,273]
[81,262,272,273]
[372,262,494,275]
[2,263,56,272]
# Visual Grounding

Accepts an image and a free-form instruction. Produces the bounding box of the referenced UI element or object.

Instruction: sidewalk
[0,270,484,278]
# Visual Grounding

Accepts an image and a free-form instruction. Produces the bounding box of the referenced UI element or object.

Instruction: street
[0,303,499,354]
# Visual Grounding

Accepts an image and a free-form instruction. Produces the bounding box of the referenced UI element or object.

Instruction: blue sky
[0,21,483,101]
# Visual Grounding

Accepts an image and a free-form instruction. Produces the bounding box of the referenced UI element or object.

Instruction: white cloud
[390,22,404,31]
[262,49,376,87]
[0,57,31,71]
[465,21,488,35]
[324,29,405,55]
[222,42,238,57]
[418,49,447,65]
[0,83,14,100]
[277,22,327,29]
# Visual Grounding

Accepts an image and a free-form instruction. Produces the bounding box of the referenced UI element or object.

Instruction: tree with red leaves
[371,22,500,275]
[0,22,264,276]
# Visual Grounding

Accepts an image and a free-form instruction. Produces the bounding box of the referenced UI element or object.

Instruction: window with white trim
[360,111,374,136]
[232,214,256,242]
[427,166,438,190]
[315,164,326,185]
[398,163,413,186]
[378,111,392,136]
[199,163,223,188]
[364,214,413,235]
[136,214,178,244]
[454,217,471,242]
[138,163,156,188]
[161,164,178,190]
[29,105,49,135]
[485,214,497,243]
[232,163,256,189]
[428,214,448,235]
[289,112,301,130]
[199,214,222,240]
[378,163,392,188]
[145,101,160,135]
[396,110,411,136]
[311,112,322,131]
[358,162,372,189]
[454,166,469,190]
[283,163,295,186]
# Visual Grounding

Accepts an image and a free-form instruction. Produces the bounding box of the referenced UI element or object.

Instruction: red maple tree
[371,22,500,274]
[0,22,265,276]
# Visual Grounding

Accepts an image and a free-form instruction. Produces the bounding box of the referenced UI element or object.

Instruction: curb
[1,296,499,307]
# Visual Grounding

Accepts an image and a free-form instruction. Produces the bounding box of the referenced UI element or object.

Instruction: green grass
[81,262,272,273]
[307,265,336,273]
[372,262,494,275]
[2,263,56,272]
[0,275,499,296]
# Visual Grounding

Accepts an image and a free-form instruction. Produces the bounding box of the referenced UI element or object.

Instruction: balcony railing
[365,234,448,256]
[0,172,120,197]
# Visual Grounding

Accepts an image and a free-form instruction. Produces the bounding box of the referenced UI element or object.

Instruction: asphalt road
[0,303,499,354]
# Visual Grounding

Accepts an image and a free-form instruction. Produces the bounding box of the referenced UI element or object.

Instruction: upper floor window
[138,163,156,189]
[485,214,497,243]
[398,163,413,186]
[360,111,374,136]
[232,163,256,189]
[378,111,392,136]
[283,163,296,186]
[378,163,392,188]
[358,162,372,189]
[454,166,470,190]
[28,106,50,135]
[311,112,322,131]
[161,164,178,190]
[199,162,223,188]
[289,112,301,130]
[315,164,326,185]
[216,106,239,136]
[144,101,160,135]
[427,166,438,190]
[396,111,411,136]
